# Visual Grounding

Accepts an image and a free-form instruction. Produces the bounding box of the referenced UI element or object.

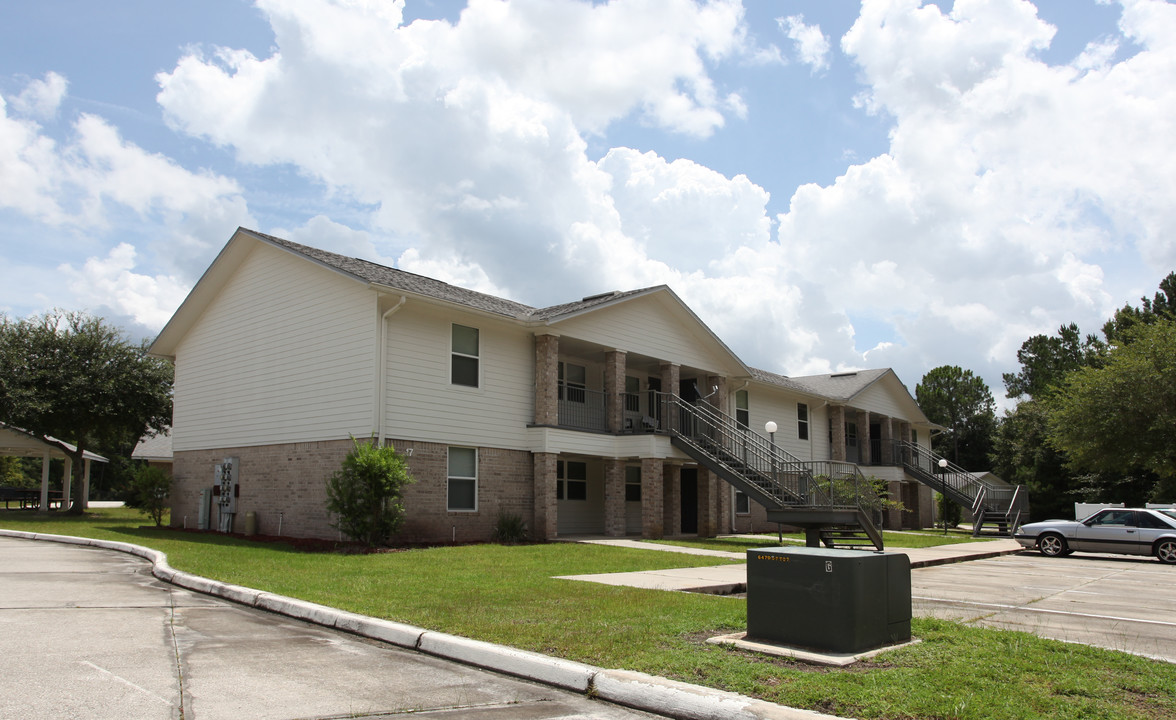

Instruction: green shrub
[130,464,171,527]
[492,511,528,543]
[325,436,415,546]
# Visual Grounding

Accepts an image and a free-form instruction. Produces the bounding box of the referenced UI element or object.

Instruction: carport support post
[61,457,72,512]
[39,452,50,510]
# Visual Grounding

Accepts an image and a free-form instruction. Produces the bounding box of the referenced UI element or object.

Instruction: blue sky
[2,0,1174,405]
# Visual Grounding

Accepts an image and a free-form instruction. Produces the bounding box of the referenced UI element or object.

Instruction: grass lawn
[3,508,1174,720]
[651,531,987,554]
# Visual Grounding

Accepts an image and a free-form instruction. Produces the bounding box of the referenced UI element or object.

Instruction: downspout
[377,295,407,446]
[729,380,749,533]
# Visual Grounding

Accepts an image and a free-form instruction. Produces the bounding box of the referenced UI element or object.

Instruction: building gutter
[377,295,407,445]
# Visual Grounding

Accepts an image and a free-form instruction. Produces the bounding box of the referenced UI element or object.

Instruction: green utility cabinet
[746,547,911,653]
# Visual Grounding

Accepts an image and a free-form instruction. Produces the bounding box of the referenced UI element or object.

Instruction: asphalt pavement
[0,535,836,720]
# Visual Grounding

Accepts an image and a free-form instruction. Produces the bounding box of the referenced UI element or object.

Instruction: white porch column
[39,453,50,509]
[82,459,92,510]
[61,457,72,511]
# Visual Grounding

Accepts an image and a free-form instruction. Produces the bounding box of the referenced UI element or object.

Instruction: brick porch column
[857,410,871,465]
[641,458,664,539]
[534,333,559,426]
[879,417,894,465]
[604,350,626,433]
[660,363,680,432]
[604,459,625,537]
[532,452,558,540]
[662,463,681,537]
[717,475,731,533]
[697,467,718,537]
[830,405,847,462]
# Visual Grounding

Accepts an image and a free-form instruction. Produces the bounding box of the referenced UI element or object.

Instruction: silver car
[1014,508,1176,564]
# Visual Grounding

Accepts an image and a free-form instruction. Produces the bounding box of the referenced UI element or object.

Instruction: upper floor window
[797,403,809,440]
[559,361,586,403]
[447,446,477,511]
[451,324,479,387]
[735,389,749,429]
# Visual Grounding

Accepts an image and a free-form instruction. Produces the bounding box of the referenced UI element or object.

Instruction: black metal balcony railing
[557,383,608,431]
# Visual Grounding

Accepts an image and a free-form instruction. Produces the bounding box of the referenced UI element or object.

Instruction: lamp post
[938,457,949,536]
[765,421,780,543]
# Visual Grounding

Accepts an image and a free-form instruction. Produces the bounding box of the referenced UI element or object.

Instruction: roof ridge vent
[830,372,858,378]
[581,290,619,302]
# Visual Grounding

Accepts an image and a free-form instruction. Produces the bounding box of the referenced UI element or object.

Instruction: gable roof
[0,423,108,462]
[152,228,748,374]
[787,368,933,426]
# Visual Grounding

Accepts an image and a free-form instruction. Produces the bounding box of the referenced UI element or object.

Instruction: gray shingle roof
[783,368,892,402]
[248,229,661,322]
[248,229,538,318]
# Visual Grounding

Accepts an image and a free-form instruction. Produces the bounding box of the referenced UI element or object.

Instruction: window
[557,460,587,501]
[558,362,586,403]
[735,390,749,429]
[735,490,750,515]
[625,376,641,413]
[447,447,477,511]
[451,324,479,387]
[625,465,642,502]
[797,403,809,440]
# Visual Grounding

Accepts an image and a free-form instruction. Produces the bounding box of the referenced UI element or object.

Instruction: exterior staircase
[892,440,1029,537]
[660,393,885,551]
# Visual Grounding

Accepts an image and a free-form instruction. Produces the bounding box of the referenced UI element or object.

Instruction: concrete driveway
[911,551,1176,662]
[0,537,664,720]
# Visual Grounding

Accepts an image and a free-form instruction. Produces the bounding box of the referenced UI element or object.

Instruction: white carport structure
[0,424,108,510]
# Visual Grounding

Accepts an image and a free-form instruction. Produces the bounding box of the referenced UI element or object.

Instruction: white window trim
[734,488,751,516]
[447,446,478,512]
[450,323,481,389]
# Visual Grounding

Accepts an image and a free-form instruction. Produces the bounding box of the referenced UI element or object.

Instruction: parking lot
[912,551,1176,662]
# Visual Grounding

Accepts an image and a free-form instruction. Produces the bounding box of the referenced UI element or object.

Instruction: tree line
[916,272,1176,520]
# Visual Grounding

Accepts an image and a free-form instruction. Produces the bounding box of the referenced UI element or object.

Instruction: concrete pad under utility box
[746,547,911,654]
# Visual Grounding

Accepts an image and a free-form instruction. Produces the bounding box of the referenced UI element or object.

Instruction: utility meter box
[746,547,911,654]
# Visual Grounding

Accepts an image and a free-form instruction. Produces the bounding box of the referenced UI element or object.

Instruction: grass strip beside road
[3,508,1174,720]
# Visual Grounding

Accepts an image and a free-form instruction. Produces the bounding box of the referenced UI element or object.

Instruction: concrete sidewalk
[558,537,1023,593]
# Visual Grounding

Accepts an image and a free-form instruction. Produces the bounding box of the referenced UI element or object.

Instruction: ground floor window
[735,489,750,515]
[625,465,642,501]
[447,446,477,511]
[557,460,587,501]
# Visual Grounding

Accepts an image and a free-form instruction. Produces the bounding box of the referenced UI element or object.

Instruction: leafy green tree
[0,311,173,513]
[129,464,171,527]
[916,366,996,469]
[326,436,415,546]
[1102,271,1176,344]
[992,400,1074,519]
[1002,323,1105,401]
[1046,320,1176,498]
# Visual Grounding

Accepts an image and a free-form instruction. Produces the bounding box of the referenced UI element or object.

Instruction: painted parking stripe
[912,596,1176,629]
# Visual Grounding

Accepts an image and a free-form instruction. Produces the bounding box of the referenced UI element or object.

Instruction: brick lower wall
[171,439,535,543]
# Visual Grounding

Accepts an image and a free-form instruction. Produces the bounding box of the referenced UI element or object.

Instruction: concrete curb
[0,530,850,720]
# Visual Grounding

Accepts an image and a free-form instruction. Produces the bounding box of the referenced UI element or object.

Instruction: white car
[1014,507,1176,564]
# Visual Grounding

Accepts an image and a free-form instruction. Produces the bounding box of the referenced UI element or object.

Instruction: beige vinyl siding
[383,302,533,449]
[853,380,917,420]
[741,385,823,461]
[172,245,376,451]
[552,294,733,375]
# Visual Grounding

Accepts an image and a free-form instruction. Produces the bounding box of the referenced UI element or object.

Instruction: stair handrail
[659,392,813,504]
[894,440,1016,513]
[972,485,988,516]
